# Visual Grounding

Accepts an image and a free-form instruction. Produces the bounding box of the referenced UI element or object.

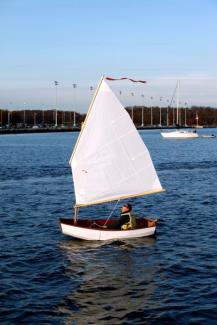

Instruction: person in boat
[107,203,137,230]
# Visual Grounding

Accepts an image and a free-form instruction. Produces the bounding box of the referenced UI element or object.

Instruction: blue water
[1,130,217,324]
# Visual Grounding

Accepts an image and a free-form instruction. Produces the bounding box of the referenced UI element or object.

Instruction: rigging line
[169,81,178,108]
[103,200,120,226]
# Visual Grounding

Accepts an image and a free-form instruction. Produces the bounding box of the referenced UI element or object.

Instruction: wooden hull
[59,218,157,241]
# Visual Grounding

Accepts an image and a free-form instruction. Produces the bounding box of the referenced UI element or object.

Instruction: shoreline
[0,125,215,135]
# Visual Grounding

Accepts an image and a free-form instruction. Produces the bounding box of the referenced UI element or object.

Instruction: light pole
[176,80,180,126]
[42,108,45,126]
[172,99,175,126]
[196,112,199,128]
[73,83,77,127]
[8,110,10,127]
[150,96,153,126]
[131,92,134,123]
[166,99,169,127]
[54,81,58,127]
[141,94,144,127]
[62,110,65,125]
[23,102,26,127]
[90,86,94,103]
[179,101,182,126]
[159,96,163,126]
[34,112,37,126]
[184,102,187,127]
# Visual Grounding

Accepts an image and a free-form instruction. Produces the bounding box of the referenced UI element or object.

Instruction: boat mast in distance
[161,80,199,139]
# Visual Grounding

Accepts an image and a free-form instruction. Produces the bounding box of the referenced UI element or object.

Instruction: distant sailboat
[161,129,198,139]
[60,77,165,240]
[161,81,199,139]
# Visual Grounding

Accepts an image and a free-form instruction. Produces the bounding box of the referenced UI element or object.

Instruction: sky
[0,0,217,112]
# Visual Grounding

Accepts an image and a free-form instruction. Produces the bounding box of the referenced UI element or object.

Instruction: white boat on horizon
[161,81,199,139]
[161,129,199,139]
[60,76,165,241]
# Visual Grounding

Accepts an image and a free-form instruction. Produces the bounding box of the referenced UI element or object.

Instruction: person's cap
[123,203,132,211]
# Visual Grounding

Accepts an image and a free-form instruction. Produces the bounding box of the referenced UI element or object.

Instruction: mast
[176,80,180,125]
[74,206,79,224]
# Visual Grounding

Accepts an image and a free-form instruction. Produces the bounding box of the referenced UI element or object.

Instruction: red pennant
[105,77,146,84]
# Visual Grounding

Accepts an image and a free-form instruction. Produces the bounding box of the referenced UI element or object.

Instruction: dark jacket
[108,212,132,229]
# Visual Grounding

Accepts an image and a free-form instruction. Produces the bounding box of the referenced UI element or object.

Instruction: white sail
[70,78,163,207]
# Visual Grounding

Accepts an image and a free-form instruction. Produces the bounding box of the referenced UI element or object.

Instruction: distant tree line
[0,106,217,128]
[126,106,217,127]
[0,109,84,128]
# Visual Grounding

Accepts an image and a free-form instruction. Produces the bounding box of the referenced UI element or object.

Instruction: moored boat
[201,134,216,138]
[161,130,199,139]
[161,81,199,139]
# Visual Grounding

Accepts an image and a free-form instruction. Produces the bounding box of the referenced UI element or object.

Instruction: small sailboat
[161,81,199,139]
[60,76,165,240]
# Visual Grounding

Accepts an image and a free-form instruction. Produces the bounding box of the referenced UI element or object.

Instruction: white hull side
[60,222,156,241]
[161,130,199,139]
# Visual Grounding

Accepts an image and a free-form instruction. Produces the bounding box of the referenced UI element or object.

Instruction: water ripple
[1,131,217,324]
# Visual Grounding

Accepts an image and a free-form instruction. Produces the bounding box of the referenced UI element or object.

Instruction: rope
[103,200,120,226]
[88,200,120,229]
[89,222,106,229]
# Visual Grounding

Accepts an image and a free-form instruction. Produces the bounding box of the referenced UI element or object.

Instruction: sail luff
[69,76,105,164]
[74,188,165,208]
